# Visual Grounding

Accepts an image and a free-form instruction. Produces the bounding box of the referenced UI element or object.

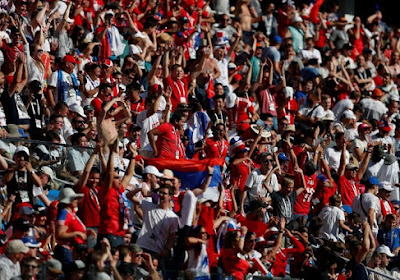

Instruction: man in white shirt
[241,152,279,212]
[299,37,322,65]
[352,176,381,236]
[324,132,349,172]
[0,240,29,279]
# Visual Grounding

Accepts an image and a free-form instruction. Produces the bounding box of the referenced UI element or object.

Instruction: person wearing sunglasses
[185,225,210,279]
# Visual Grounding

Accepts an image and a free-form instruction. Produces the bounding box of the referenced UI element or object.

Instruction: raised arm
[357,143,372,179]
[76,145,99,191]
[121,145,138,190]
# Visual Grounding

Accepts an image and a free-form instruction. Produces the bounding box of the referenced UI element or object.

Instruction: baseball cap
[6,240,29,254]
[101,59,113,68]
[372,88,384,98]
[143,165,164,177]
[65,260,86,274]
[278,152,289,162]
[15,146,30,157]
[46,259,64,274]
[69,104,86,118]
[376,245,395,257]
[228,63,237,69]
[19,206,38,216]
[66,18,74,24]
[380,181,394,191]
[367,176,382,187]
[345,163,359,170]
[343,110,356,120]
[341,205,353,214]
[13,218,33,232]
[163,169,174,179]
[83,105,95,111]
[128,243,143,254]
[63,55,79,65]
[271,35,282,44]
[21,236,42,248]
[321,111,335,121]
[40,166,55,182]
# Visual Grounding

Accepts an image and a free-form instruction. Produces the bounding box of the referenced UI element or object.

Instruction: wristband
[208,173,213,177]
[240,234,246,238]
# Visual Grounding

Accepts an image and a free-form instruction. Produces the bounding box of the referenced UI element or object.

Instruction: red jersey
[204,138,229,159]
[339,175,361,206]
[1,43,24,74]
[130,97,145,113]
[271,235,305,277]
[172,191,186,214]
[156,122,185,159]
[163,75,192,111]
[223,189,234,212]
[57,208,86,248]
[76,185,101,228]
[98,185,126,236]
[294,173,318,216]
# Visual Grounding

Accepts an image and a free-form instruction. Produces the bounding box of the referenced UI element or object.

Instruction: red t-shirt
[130,97,145,113]
[91,97,104,116]
[271,235,305,277]
[294,173,318,216]
[339,175,360,206]
[57,208,86,247]
[76,185,101,228]
[172,191,186,214]
[204,138,229,159]
[156,122,185,159]
[220,248,250,280]
[230,160,252,192]
[163,75,192,111]
[98,185,126,236]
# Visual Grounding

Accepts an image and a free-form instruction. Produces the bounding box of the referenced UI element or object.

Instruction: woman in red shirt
[220,227,250,280]
[55,188,86,268]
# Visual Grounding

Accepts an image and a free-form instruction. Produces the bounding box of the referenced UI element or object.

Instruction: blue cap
[21,236,41,248]
[271,35,282,44]
[341,205,353,214]
[278,152,289,162]
[367,176,382,187]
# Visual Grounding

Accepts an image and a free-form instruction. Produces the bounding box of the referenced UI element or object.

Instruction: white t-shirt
[187,243,210,277]
[48,70,82,107]
[299,48,322,64]
[136,111,162,152]
[83,74,100,106]
[136,200,180,254]
[318,205,345,242]
[244,169,278,206]
[298,104,325,119]
[324,146,349,172]
[352,192,380,234]
[215,57,230,87]
[360,98,387,121]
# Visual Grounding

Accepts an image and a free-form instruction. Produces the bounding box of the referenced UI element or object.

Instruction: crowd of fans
[2,0,400,279]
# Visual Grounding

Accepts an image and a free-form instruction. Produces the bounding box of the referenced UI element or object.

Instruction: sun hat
[58,187,84,204]
[6,240,29,254]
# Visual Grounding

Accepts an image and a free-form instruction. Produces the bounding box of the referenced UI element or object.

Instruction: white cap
[321,111,335,121]
[15,146,30,156]
[225,93,237,109]
[283,86,294,99]
[343,110,356,120]
[380,181,394,191]
[105,10,115,16]
[377,245,395,257]
[66,18,74,24]
[69,104,86,118]
[228,63,237,69]
[143,165,164,177]
[6,240,29,254]
[291,13,303,23]
[133,32,146,39]
[40,166,55,182]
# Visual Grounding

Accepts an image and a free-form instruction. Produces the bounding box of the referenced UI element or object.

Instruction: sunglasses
[394,207,400,211]
[265,159,274,163]
[248,239,257,243]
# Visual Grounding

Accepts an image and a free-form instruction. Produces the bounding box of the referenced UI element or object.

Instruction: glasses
[265,159,274,163]
[200,231,208,235]
[248,239,257,243]
[394,207,400,211]
[135,254,142,258]
[37,49,43,53]
[75,120,85,124]
[279,123,288,126]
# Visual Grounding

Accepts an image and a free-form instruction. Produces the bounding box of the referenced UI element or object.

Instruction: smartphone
[256,119,266,128]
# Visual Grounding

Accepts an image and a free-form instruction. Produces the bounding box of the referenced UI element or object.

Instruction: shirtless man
[97,96,131,155]
[235,0,264,44]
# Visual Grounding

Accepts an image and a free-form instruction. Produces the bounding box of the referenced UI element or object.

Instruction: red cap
[63,55,79,64]
[101,59,113,68]
[233,74,242,82]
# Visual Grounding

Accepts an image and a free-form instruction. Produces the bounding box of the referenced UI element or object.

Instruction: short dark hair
[90,167,101,174]
[99,83,113,92]
[71,132,87,145]
[46,130,61,142]
[54,101,68,112]
[171,112,185,123]
[50,114,63,123]
[159,184,174,196]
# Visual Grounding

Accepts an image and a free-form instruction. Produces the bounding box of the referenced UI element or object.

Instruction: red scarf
[380,198,395,218]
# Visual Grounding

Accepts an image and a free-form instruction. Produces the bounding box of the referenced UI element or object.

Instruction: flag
[145,157,224,189]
